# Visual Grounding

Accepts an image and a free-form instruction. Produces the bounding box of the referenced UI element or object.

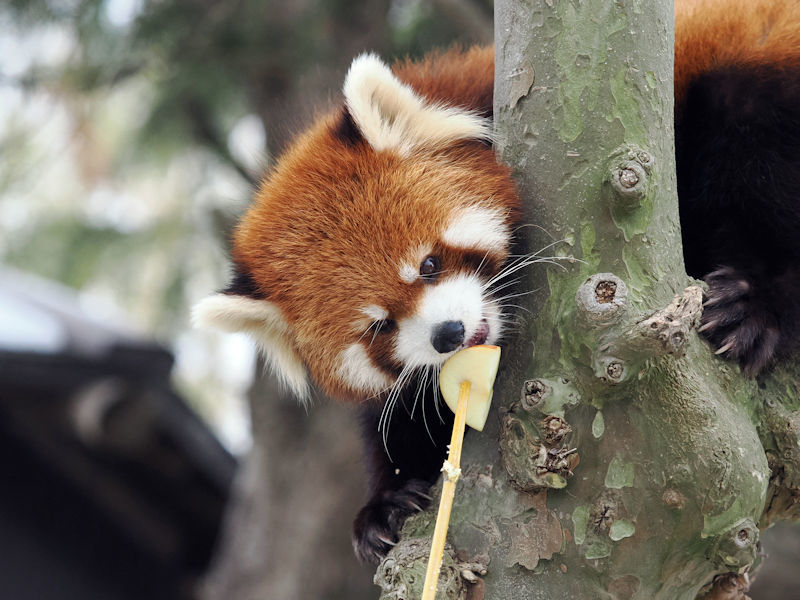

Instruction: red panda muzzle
[430,320,465,353]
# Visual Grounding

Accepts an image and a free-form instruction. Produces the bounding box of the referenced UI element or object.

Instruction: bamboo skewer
[421,379,471,600]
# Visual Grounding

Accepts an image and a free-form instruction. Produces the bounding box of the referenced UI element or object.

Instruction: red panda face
[194,54,520,404]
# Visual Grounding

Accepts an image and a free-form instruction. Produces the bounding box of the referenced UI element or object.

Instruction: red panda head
[194,53,520,404]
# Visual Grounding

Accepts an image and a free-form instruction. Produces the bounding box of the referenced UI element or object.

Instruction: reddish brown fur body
[228,0,800,400]
[673,0,800,374]
[392,45,494,115]
[674,0,800,108]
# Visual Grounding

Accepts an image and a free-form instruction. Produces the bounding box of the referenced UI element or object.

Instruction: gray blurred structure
[0,267,236,600]
[750,522,800,599]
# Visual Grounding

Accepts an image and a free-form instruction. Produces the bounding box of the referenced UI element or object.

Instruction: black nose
[431,320,465,354]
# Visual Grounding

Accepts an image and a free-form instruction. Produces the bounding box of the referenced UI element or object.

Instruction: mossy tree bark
[375,1,800,598]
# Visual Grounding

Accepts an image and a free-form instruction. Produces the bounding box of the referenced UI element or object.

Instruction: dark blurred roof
[0,265,176,382]
[0,266,236,600]
[0,265,158,355]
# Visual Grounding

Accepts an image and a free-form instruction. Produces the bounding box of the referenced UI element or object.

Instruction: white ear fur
[192,294,310,401]
[343,53,492,155]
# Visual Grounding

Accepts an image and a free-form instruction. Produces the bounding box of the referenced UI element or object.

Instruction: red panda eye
[420,256,440,279]
[375,319,396,334]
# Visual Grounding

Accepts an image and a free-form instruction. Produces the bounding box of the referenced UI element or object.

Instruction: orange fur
[674,0,800,107]
[392,45,495,116]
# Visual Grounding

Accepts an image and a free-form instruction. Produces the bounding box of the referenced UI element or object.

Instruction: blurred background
[0,1,796,599]
[0,1,491,599]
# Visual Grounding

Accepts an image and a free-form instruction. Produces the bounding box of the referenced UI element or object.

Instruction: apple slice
[439,345,501,431]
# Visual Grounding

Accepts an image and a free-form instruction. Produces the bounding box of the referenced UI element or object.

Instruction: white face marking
[394,274,504,367]
[442,206,511,253]
[343,54,493,156]
[361,304,388,322]
[338,343,393,395]
[399,243,432,284]
[399,263,418,283]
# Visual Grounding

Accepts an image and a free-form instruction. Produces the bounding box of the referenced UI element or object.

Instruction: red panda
[194,46,521,563]
[194,0,800,564]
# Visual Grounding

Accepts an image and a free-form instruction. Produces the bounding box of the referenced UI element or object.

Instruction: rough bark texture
[376,1,800,599]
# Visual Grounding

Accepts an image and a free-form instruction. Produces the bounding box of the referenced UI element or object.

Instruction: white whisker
[379,361,420,455]
[369,323,382,348]
[510,222,559,241]
[488,276,522,295]
[432,364,445,426]
[493,289,540,303]
[483,254,575,290]
[500,303,532,314]
[356,320,379,344]
[410,366,428,421]
[474,248,493,279]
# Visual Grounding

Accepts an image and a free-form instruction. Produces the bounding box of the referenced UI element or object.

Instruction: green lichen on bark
[495,0,766,596]
[376,1,800,598]
[553,0,627,142]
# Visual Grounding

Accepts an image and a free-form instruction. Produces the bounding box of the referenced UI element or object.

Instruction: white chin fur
[394,274,503,367]
[337,343,394,395]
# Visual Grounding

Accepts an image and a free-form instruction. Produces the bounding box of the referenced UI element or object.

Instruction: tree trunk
[375,1,800,598]
[200,371,376,600]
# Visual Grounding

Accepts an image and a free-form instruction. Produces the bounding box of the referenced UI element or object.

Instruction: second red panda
[195,0,800,565]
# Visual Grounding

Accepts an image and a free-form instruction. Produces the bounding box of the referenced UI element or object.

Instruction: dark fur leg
[677,64,800,374]
[352,395,453,564]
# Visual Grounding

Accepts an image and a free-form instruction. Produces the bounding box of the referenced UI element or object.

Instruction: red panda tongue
[465,319,489,347]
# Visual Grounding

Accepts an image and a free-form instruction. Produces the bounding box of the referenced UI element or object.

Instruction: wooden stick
[421,380,471,600]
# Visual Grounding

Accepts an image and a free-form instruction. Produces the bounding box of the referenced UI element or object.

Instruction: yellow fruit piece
[439,345,501,431]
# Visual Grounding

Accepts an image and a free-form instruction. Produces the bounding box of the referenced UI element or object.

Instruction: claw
[352,478,434,564]
[715,340,735,355]
[697,320,717,333]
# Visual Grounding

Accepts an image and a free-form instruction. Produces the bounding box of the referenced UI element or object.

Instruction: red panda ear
[342,53,493,155]
[332,107,364,147]
[192,294,310,402]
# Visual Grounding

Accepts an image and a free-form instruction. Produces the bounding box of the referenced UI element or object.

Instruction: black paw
[352,479,433,564]
[700,267,780,376]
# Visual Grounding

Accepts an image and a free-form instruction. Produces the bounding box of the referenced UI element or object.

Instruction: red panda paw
[699,267,780,376]
[351,479,433,564]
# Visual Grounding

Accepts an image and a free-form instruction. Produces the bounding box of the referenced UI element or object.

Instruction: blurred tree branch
[184,98,258,186]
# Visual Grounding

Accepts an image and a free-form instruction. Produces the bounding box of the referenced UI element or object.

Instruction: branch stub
[608,146,653,207]
[576,273,629,325]
[522,379,550,410]
[710,519,758,570]
[376,539,466,600]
